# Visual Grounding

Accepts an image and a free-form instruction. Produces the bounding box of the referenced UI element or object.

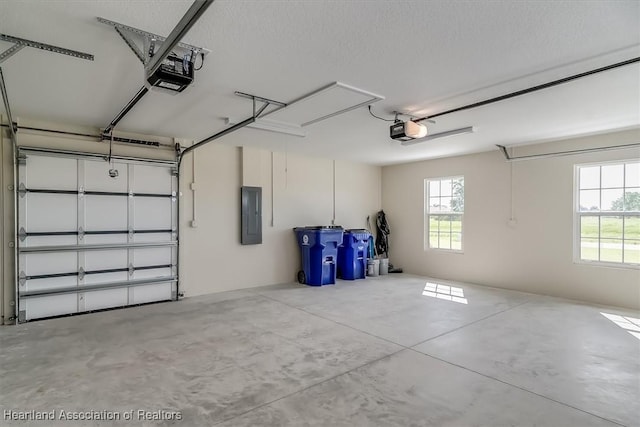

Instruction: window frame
[573,159,640,269]
[424,175,464,253]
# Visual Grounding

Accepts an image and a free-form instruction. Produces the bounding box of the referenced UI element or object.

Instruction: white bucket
[379,258,389,275]
[367,259,380,276]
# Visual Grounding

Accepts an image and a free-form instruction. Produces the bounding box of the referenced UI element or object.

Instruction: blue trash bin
[294,226,344,286]
[338,229,371,280]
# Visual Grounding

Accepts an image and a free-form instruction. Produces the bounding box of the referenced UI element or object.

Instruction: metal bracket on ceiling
[0,33,94,63]
[178,91,287,163]
[0,44,24,65]
[497,145,510,160]
[96,17,211,66]
[393,111,435,124]
[234,91,287,120]
[1,34,93,147]
[235,91,287,110]
[115,27,146,64]
[238,92,287,122]
[496,142,640,162]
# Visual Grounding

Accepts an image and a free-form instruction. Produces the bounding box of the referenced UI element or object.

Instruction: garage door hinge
[171,168,179,176]
[18,271,26,286]
[128,263,134,276]
[78,267,85,281]
[78,186,84,198]
[17,154,26,165]
[78,227,84,241]
[18,183,26,198]
[18,227,26,242]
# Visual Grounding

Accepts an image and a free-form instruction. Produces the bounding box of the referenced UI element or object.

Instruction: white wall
[382,129,640,310]
[179,144,381,297]
[0,118,382,322]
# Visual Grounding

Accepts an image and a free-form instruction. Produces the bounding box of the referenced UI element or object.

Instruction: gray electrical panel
[241,186,262,245]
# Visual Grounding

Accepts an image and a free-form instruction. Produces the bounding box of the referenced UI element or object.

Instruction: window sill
[574,259,640,270]
[424,248,464,254]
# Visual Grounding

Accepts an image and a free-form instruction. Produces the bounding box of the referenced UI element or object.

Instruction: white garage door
[16,147,178,322]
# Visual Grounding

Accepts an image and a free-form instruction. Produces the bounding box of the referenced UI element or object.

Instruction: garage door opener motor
[147,54,195,93]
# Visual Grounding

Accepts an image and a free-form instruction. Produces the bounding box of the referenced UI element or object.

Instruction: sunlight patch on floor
[601,312,640,340]
[423,282,468,304]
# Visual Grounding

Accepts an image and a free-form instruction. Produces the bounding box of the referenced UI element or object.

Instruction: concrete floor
[0,274,638,427]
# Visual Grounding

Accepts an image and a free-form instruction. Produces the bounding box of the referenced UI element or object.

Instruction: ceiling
[1,0,638,165]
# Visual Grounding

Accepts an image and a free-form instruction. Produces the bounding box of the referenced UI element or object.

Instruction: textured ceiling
[0,0,638,165]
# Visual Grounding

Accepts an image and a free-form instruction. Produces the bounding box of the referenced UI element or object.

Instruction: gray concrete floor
[1,274,638,427]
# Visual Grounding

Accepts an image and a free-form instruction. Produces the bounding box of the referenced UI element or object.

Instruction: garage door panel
[134,247,172,267]
[23,295,78,320]
[24,252,77,276]
[83,271,128,285]
[85,195,128,230]
[134,198,172,230]
[134,232,173,243]
[84,288,128,311]
[24,235,77,247]
[26,156,77,190]
[133,164,172,194]
[26,194,77,232]
[133,267,172,280]
[83,234,127,245]
[24,276,76,292]
[84,161,128,192]
[131,283,172,305]
[85,250,128,271]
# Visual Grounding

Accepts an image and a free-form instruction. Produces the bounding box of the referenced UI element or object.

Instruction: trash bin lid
[345,229,369,233]
[304,225,343,230]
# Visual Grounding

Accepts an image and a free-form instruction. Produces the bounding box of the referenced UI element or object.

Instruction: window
[576,161,639,266]
[425,176,464,251]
